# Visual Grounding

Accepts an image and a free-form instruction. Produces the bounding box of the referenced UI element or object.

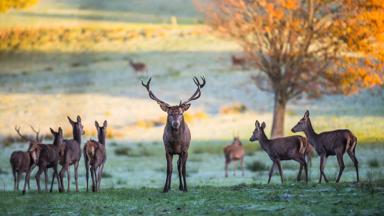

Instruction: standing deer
[32,127,64,193]
[84,120,107,192]
[11,126,41,193]
[250,120,308,183]
[223,137,245,177]
[291,110,359,183]
[231,55,246,69]
[129,59,147,73]
[59,115,84,192]
[142,76,205,192]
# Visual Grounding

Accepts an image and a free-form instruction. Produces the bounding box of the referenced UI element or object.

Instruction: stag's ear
[103,120,108,128]
[58,127,63,136]
[159,103,169,112]
[50,128,55,135]
[76,115,82,123]
[68,116,76,125]
[95,121,100,128]
[261,122,266,129]
[180,103,191,112]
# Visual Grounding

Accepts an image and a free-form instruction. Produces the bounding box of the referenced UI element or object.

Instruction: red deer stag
[223,137,245,177]
[250,120,308,183]
[11,126,41,193]
[142,76,205,192]
[291,110,359,183]
[84,120,107,192]
[59,116,84,192]
[129,59,147,73]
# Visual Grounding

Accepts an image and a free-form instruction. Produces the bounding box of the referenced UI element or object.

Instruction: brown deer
[129,59,147,73]
[59,115,84,192]
[291,110,359,183]
[11,126,41,193]
[223,137,245,177]
[231,55,246,69]
[142,76,205,192]
[250,120,308,183]
[84,120,107,192]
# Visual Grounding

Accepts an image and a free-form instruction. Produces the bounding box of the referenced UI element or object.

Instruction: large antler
[141,78,170,107]
[180,76,206,106]
[30,125,41,141]
[14,126,30,141]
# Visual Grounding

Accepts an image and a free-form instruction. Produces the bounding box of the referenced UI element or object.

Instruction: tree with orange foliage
[0,0,38,13]
[196,0,384,137]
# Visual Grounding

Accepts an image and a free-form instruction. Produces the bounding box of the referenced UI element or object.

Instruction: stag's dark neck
[258,129,270,150]
[73,128,82,144]
[98,132,106,145]
[304,118,318,145]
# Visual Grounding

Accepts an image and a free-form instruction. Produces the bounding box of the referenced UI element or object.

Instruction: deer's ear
[261,122,266,129]
[95,121,100,128]
[304,110,309,118]
[76,115,82,123]
[180,103,191,112]
[255,120,260,127]
[159,103,169,112]
[58,127,63,136]
[50,128,55,134]
[103,120,108,128]
[68,116,75,125]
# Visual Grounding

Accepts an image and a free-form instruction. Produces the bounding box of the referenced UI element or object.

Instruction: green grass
[0,183,383,215]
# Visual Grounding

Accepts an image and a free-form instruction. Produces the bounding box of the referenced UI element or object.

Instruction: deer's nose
[291,128,295,133]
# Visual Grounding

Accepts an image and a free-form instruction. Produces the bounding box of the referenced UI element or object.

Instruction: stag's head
[291,110,310,133]
[142,76,206,130]
[232,136,242,145]
[68,115,85,135]
[249,120,266,142]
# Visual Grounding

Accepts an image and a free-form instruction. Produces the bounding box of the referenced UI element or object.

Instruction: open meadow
[0,0,384,215]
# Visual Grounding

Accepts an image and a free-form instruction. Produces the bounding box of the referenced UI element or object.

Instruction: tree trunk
[271,90,287,138]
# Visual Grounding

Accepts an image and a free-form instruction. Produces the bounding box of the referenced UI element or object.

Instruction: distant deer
[11,126,41,193]
[59,115,84,192]
[142,76,205,192]
[291,110,359,183]
[31,127,64,193]
[250,120,308,183]
[231,55,246,69]
[129,59,147,73]
[223,137,245,177]
[84,120,107,192]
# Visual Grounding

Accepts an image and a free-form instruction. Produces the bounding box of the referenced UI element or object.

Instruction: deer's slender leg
[276,160,284,183]
[44,169,48,192]
[177,156,183,191]
[233,160,237,176]
[241,157,244,177]
[347,151,359,183]
[84,157,89,192]
[50,165,57,192]
[35,167,44,192]
[16,172,21,191]
[225,159,229,178]
[91,166,96,192]
[74,161,79,192]
[297,162,303,181]
[97,164,104,191]
[22,170,31,194]
[12,168,16,192]
[182,152,188,192]
[319,155,328,183]
[59,166,65,192]
[268,162,276,184]
[335,153,345,183]
[163,153,173,193]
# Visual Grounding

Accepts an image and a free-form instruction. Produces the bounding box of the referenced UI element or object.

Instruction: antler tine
[30,125,40,141]
[14,126,30,142]
[141,78,170,106]
[180,76,206,105]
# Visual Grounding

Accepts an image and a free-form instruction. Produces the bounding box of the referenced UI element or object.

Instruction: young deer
[291,110,359,183]
[142,76,205,192]
[250,120,308,183]
[32,127,64,193]
[129,59,147,73]
[84,120,107,192]
[11,126,41,193]
[59,115,84,192]
[223,137,245,177]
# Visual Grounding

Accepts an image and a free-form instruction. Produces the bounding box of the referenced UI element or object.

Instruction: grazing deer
[223,137,245,177]
[142,76,205,192]
[250,120,308,183]
[231,55,246,69]
[291,110,359,183]
[59,115,84,192]
[129,59,147,73]
[84,120,107,192]
[11,126,41,193]
[31,127,64,193]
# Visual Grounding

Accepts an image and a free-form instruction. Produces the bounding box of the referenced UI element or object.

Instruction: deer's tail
[348,133,358,153]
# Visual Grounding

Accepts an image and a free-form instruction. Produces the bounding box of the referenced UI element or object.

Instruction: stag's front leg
[181,152,188,192]
[233,160,238,176]
[177,156,183,191]
[163,152,173,193]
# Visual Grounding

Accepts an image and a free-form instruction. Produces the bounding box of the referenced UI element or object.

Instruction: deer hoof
[22,190,26,195]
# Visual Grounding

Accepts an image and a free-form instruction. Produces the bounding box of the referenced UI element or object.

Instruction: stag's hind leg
[347,147,359,183]
[12,168,17,192]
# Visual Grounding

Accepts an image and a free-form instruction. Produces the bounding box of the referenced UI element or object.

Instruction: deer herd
[9,77,359,194]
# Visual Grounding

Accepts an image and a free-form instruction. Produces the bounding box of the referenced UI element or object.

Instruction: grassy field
[0,0,384,215]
